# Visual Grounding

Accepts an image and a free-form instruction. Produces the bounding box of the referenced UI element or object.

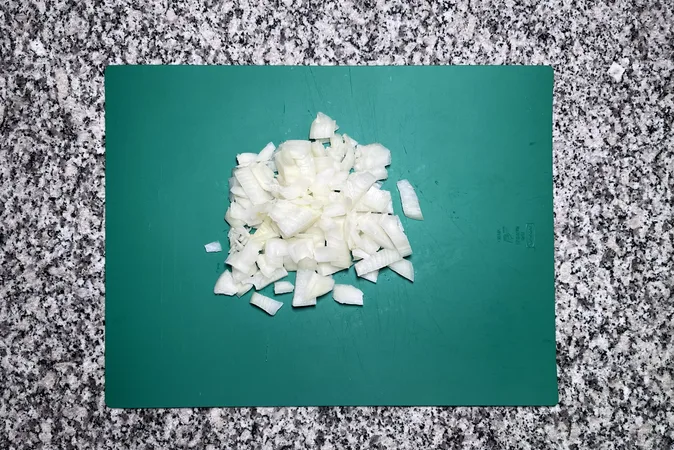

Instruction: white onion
[389,259,414,282]
[250,292,284,316]
[213,112,423,316]
[253,267,288,290]
[234,167,273,206]
[379,215,412,257]
[214,271,238,295]
[292,269,317,307]
[274,281,294,294]
[309,112,338,139]
[236,153,258,166]
[360,270,378,283]
[397,179,423,220]
[257,142,276,162]
[305,272,335,298]
[333,285,363,306]
[236,283,253,297]
[354,248,402,277]
[317,263,345,276]
[204,241,222,253]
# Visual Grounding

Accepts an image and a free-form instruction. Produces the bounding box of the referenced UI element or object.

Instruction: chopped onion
[309,112,338,139]
[305,272,335,298]
[333,284,364,306]
[226,239,263,273]
[269,200,320,238]
[253,267,288,290]
[235,167,273,206]
[389,259,414,282]
[397,179,423,220]
[236,153,258,166]
[214,271,238,296]
[360,270,378,283]
[204,241,222,253]
[317,263,345,276]
[213,112,423,315]
[293,269,317,307]
[379,215,412,257]
[257,142,276,162]
[236,283,253,297]
[250,292,284,316]
[354,248,402,277]
[358,215,396,250]
[274,281,294,294]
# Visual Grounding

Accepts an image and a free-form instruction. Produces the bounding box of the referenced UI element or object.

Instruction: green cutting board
[105,66,557,407]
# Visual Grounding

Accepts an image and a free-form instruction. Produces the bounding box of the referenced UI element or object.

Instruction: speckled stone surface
[1,0,673,448]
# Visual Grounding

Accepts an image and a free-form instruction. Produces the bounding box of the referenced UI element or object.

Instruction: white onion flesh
[379,215,413,257]
[305,272,335,298]
[310,112,338,139]
[389,259,414,282]
[214,112,423,315]
[274,281,294,294]
[397,179,424,220]
[250,292,284,316]
[236,283,253,297]
[333,284,364,306]
[205,241,222,253]
[237,153,258,166]
[257,142,276,162]
[354,248,402,277]
[214,271,238,296]
[360,270,378,283]
[292,269,317,307]
[253,267,288,290]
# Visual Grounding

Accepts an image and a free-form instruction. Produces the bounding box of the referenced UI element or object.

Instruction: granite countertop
[1,0,673,448]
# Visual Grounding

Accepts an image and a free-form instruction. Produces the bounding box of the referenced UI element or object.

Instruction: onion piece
[253,267,288,290]
[379,215,412,257]
[344,172,377,203]
[360,270,378,283]
[333,284,363,306]
[236,153,258,166]
[305,272,335,298]
[265,238,288,267]
[354,248,402,277]
[317,263,345,276]
[257,142,276,162]
[250,292,284,316]
[358,216,396,250]
[214,271,238,295]
[234,167,273,205]
[389,259,414,282]
[397,179,424,220]
[236,283,253,297]
[355,185,393,214]
[309,112,338,139]
[204,241,222,253]
[283,256,298,272]
[351,249,370,260]
[216,112,424,315]
[226,239,263,273]
[269,200,320,238]
[314,246,340,263]
[256,254,278,278]
[288,239,315,263]
[293,269,317,307]
[297,257,318,270]
[274,281,294,294]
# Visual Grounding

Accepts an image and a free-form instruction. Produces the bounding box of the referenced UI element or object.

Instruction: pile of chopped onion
[213,113,423,315]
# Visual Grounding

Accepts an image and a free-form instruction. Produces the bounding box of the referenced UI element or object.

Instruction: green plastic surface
[105,66,557,408]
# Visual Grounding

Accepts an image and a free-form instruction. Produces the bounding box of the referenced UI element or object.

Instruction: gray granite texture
[1,0,673,448]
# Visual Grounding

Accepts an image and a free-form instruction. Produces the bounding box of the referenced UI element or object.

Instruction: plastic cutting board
[105,65,557,407]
